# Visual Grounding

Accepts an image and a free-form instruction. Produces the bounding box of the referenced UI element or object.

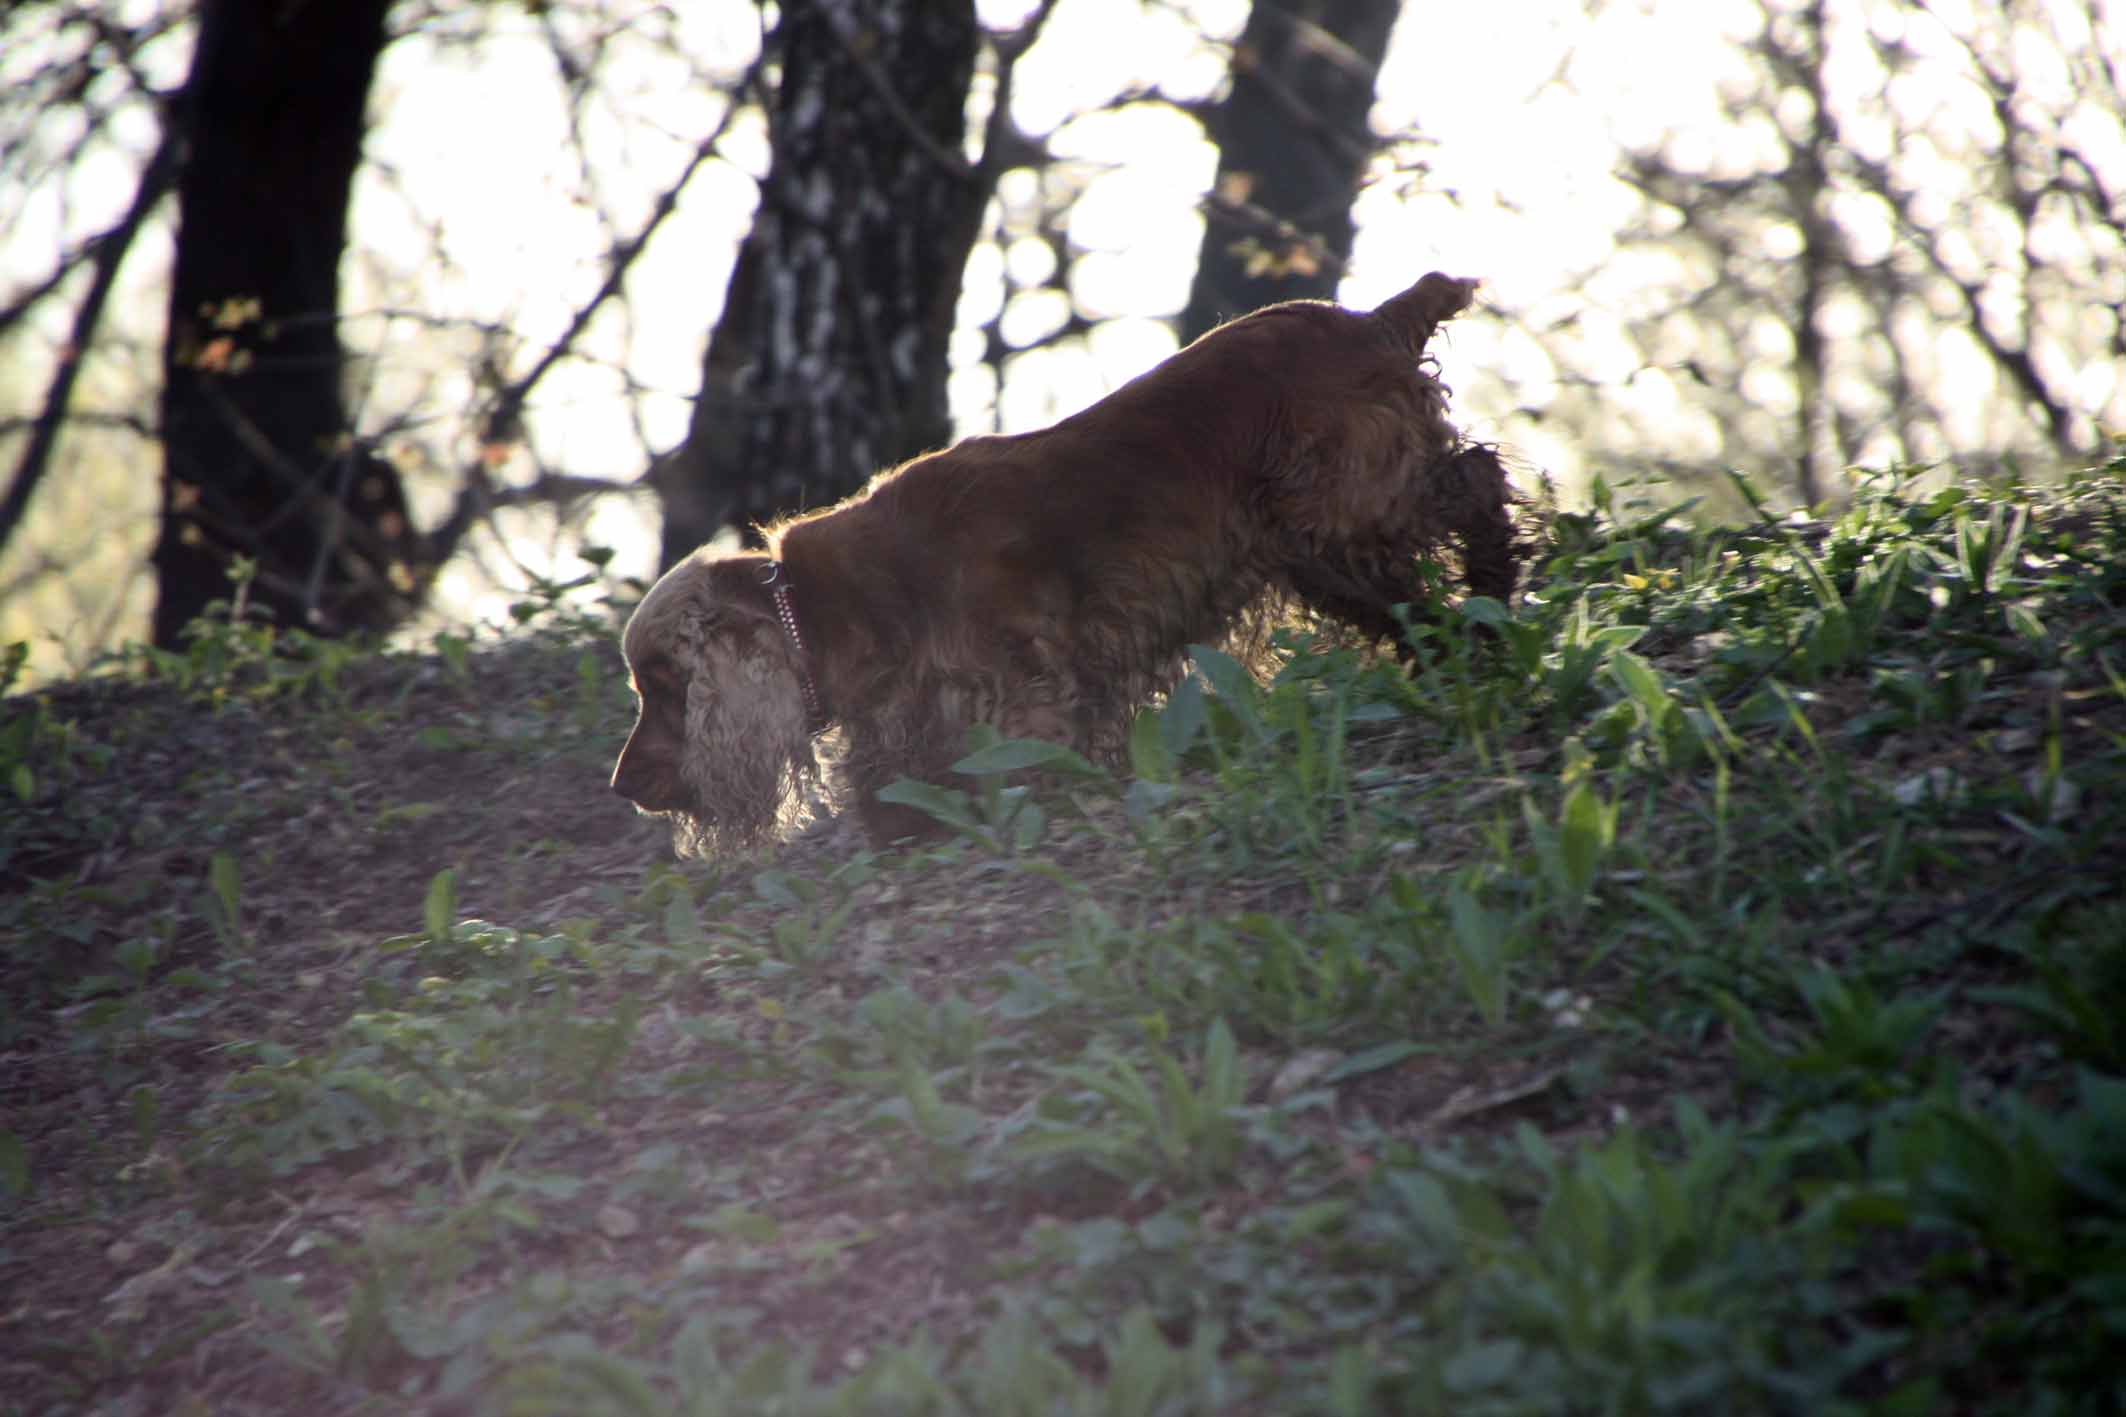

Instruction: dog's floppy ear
[623,553,821,855]
[680,563,821,852]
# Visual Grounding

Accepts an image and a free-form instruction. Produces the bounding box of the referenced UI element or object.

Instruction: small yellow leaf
[209,296,262,330]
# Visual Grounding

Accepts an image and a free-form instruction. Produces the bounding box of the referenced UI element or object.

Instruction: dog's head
[611,550,821,855]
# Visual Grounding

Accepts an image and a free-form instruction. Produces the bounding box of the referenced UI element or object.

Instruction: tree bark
[1181,0,1403,344]
[654,0,987,569]
[154,0,416,645]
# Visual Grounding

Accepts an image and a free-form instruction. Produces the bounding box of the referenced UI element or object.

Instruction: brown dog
[613,271,1519,851]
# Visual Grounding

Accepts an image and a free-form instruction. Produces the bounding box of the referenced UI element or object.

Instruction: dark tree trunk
[154,0,418,645]
[654,0,987,569]
[1181,0,1403,344]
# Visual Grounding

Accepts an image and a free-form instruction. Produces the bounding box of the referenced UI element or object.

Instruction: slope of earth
[3,465,2124,1415]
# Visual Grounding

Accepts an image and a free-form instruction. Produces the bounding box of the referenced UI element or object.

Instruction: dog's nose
[612,767,688,814]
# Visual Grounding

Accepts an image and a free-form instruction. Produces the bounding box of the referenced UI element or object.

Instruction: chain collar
[760,560,826,734]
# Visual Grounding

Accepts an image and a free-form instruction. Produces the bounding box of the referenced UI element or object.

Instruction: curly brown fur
[611,560,824,854]
[612,270,1524,851]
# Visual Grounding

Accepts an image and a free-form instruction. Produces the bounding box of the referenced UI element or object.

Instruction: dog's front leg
[841,711,967,846]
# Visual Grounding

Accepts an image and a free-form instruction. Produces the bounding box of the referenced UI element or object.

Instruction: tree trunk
[1181,0,1403,344]
[654,0,987,569]
[154,0,417,645]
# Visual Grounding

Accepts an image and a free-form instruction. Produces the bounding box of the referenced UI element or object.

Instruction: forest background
[1,0,2121,686]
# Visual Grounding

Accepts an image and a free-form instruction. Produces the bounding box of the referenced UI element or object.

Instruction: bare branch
[0,131,177,558]
[421,86,755,570]
[974,0,1063,178]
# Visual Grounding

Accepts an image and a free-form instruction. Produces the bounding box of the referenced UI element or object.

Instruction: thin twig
[0,131,177,558]
[424,87,754,566]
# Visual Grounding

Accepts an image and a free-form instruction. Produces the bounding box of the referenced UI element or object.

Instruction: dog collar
[761,561,826,734]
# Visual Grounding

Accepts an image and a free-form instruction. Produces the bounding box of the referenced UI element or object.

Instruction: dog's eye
[641,666,688,707]
[631,657,680,696]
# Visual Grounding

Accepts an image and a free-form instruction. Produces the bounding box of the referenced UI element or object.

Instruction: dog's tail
[1372,272,1480,355]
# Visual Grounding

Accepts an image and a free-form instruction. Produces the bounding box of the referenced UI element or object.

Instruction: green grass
[3,462,2124,1414]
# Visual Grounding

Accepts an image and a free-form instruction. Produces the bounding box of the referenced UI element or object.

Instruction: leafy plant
[1016,1019,1249,1190]
[1518,771,1620,926]
[877,728,1105,853]
[1724,964,1946,1106]
[1438,879,1516,1027]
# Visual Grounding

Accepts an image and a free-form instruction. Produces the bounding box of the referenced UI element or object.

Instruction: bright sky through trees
[2,0,2122,676]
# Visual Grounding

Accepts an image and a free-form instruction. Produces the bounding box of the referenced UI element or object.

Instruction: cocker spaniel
[613,271,1519,851]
